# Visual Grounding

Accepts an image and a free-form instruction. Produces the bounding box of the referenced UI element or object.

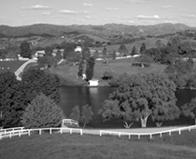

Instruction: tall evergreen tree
[85,57,95,81]
[20,41,32,58]
[140,43,146,54]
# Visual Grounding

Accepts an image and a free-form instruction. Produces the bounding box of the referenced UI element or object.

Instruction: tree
[20,41,32,58]
[182,98,196,124]
[135,54,154,64]
[82,47,91,60]
[69,105,80,121]
[100,73,179,128]
[78,59,85,78]
[165,59,194,88]
[118,44,128,56]
[21,93,65,128]
[0,72,23,127]
[112,51,116,60]
[102,47,107,59]
[131,46,137,56]
[38,56,56,68]
[85,57,95,81]
[145,48,161,63]
[140,43,146,54]
[0,49,7,59]
[80,104,94,128]
[22,69,60,103]
[155,40,165,49]
[187,74,196,88]
[60,42,77,59]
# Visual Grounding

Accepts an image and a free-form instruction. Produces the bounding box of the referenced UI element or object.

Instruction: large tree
[85,57,95,81]
[69,105,94,128]
[140,43,146,54]
[80,104,94,128]
[182,98,196,124]
[69,105,80,121]
[0,72,23,127]
[21,69,60,103]
[100,73,179,128]
[20,41,32,58]
[21,93,65,128]
[131,46,137,56]
[118,44,128,56]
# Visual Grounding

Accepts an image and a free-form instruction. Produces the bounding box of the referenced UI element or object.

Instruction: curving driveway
[15,59,37,80]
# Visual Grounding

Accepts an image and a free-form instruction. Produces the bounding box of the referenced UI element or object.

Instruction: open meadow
[1,129,196,159]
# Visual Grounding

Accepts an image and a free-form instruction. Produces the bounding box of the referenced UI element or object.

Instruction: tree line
[99,73,196,128]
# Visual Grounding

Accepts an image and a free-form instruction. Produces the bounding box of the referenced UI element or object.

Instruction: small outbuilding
[88,79,99,87]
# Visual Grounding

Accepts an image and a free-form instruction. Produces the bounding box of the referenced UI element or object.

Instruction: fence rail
[0,127,83,140]
[1,125,196,141]
[99,125,196,139]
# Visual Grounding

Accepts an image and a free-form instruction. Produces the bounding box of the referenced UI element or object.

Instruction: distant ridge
[0,23,194,37]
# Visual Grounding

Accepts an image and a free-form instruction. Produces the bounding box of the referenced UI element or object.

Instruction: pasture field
[1,129,196,159]
[50,58,167,85]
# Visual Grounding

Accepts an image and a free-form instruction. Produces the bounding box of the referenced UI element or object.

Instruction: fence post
[188,128,191,132]
[9,132,12,138]
[39,129,42,135]
[160,133,162,138]
[169,131,171,136]
[70,129,72,134]
[19,131,21,137]
[80,129,83,136]
[28,130,31,136]
[128,134,131,139]
[60,128,63,134]
[179,129,181,135]
[50,128,52,135]
[150,134,152,139]
[118,132,121,137]
[138,135,140,140]
[100,131,102,136]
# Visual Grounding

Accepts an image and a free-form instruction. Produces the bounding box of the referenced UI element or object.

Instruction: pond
[59,87,196,128]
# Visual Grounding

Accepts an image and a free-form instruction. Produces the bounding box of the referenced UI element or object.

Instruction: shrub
[21,93,65,128]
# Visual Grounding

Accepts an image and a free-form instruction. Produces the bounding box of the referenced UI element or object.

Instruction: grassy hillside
[1,130,196,159]
[50,58,167,85]
[0,23,191,37]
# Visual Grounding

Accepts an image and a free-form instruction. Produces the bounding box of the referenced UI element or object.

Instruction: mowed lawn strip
[1,130,196,159]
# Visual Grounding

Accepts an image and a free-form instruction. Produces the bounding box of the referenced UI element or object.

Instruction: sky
[0,0,196,26]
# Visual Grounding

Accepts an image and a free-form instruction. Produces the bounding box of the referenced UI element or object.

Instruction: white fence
[1,125,196,141]
[99,125,196,139]
[0,127,83,140]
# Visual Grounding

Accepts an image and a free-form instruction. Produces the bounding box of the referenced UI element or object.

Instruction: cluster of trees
[100,73,180,128]
[0,69,60,128]
[142,36,194,65]
[165,58,196,88]
[77,46,95,81]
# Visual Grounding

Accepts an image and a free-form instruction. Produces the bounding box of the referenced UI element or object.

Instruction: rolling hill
[0,23,193,38]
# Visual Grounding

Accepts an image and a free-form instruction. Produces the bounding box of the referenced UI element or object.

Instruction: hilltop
[0,23,192,38]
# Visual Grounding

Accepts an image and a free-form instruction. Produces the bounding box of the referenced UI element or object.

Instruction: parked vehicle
[61,119,79,128]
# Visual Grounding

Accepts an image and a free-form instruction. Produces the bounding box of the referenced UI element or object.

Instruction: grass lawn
[1,130,196,159]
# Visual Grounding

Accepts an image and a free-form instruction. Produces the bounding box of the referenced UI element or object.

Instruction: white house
[88,79,99,87]
[34,50,45,58]
[75,46,82,53]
